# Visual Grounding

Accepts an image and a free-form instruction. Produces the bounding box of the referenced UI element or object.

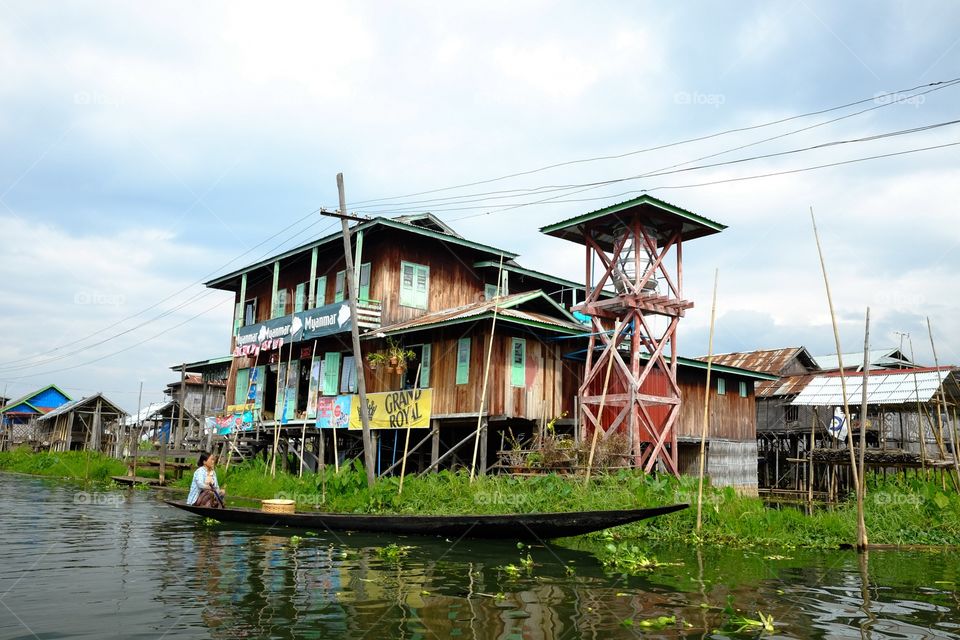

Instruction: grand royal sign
[233,301,353,357]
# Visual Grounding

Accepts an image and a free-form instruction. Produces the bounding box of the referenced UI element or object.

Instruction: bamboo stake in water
[470,255,505,482]
[810,207,865,550]
[585,319,620,484]
[696,269,719,533]
[300,341,319,478]
[907,336,929,475]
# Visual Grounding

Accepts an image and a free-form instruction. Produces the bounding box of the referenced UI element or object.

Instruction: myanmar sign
[348,389,432,430]
[233,302,353,357]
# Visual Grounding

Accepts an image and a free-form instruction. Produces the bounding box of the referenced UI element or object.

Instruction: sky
[1,1,958,411]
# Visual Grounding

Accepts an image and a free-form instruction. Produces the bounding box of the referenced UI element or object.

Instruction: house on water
[0,384,71,450]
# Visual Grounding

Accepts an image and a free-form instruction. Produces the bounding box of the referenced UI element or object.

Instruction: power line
[369,117,960,216]
[446,140,960,221]
[356,78,960,213]
[345,77,960,208]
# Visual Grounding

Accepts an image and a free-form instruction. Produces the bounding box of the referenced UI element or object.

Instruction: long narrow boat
[165,501,687,540]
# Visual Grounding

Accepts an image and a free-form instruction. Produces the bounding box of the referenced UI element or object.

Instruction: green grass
[5,448,960,548]
[0,447,127,482]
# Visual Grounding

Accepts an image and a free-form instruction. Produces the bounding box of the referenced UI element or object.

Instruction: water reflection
[1,473,958,640]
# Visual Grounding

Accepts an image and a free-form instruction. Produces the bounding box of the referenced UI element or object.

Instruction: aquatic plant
[375,543,411,562]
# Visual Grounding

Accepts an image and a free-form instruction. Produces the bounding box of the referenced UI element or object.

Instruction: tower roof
[540,194,726,251]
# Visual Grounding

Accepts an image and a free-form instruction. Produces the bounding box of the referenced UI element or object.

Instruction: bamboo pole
[470,255,504,482]
[398,363,423,495]
[810,207,864,548]
[856,307,870,549]
[271,346,294,477]
[808,408,817,504]
[584,319,620,483]
[907,336,929,474]
[300,342,318,478]
[928,317,960,491]
[696,269,719,533]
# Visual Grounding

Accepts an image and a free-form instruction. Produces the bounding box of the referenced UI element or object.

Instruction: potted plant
[385,338,416,374]
[366,352,387,371]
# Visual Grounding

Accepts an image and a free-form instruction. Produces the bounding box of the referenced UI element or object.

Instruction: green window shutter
[340,356,357,393]
[400,261,429,309]
[485,284,499,300]
[294,282,307,313]
[323,352,341,396]
[420,343,431,388]
[456,337,471,385]
[334,271,345,302]
[717,377,726,395]
[739,381,748,398]
[315,276,327,307]
[252,366,265,408]
[358,263,371,302]
[273,289,288,318]
[234,368,250,405]
[233,302,243,334]
[510,338,526,387]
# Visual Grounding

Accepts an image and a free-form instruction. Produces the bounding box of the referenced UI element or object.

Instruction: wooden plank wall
[675,368,756,441]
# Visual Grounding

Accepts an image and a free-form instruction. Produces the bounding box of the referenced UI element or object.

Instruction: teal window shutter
[233,302,243,334]
[340,356,357,393]
[234,368,250,405]
[420,343,431,388]
[358,263,371,302]
[717,377,726,395]
[273,289,288,318]
[294,282,307,313]
[739,381,748,398]
[334,271,345,303]
[510,338,526,387]
[456,337,470,385]
[400,261,429,309]
[315,276,327,307]
[323,352,341,395]
[485,283,499,300]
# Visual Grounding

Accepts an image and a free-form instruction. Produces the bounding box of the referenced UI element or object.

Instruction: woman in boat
[187,452,226,508]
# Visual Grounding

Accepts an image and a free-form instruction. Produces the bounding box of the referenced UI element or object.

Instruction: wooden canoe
[164,500,688,540]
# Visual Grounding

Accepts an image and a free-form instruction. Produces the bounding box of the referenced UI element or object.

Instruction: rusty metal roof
[365,291,585,337]
[758,373,817,398]
[709,347,814,375]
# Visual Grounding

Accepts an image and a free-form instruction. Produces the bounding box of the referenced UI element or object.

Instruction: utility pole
[323,173,376,488]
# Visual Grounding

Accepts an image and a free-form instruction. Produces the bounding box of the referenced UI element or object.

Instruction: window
[235,367,250,405]
[511,338,526,387]
[273,289,289,318]
[485,283,500,300]
[314,276,327,307]
[717,377,726,395]
[400,261,429,309]
[358,263,371,302]
[233,302,243,335]
[739,381,748,398]
[456,337,471,385]
[420,343,431,388]
[334,271,345,302]
[243,298,257,326]
[340,356,358,393]
[322,352,341,396]
[294,282,308,313]
[784,405,799,423]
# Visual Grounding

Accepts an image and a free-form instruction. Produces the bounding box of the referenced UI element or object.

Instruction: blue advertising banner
[316,395,352,429]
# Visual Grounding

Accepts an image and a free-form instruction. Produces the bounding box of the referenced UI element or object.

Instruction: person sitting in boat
[187,452,226,508]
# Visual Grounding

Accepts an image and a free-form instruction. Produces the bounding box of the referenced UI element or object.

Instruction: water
[1,473,958,639]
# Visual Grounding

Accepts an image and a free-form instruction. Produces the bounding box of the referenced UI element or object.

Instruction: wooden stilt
[470,256,504,481]
[696,269,719,533]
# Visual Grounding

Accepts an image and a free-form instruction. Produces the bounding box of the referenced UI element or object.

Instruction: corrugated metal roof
[813,348,914,372]
[761,373,816,398]
[792,368,952,406]
[37,393,127,422]
[709,348,810,375]
[367,291,585,336]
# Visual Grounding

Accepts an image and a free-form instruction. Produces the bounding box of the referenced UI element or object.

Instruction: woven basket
[261,499,295,514]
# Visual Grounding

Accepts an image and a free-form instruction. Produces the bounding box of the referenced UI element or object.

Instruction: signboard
[234,314,303,357]
[348,389,432,430]
[316,395,352,429]
[301,302,352,339]
[233,301,353,357]
[207,409,255,436]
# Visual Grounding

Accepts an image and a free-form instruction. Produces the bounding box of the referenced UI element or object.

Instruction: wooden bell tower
[541,195,725,475]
